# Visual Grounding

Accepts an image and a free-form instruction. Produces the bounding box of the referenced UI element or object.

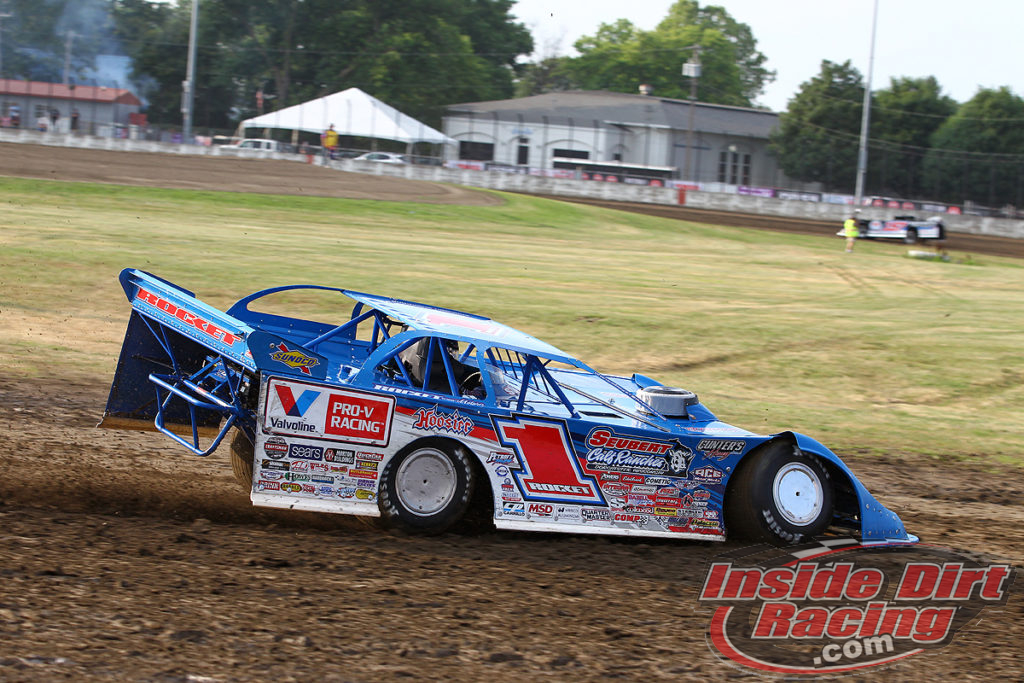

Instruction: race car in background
[99,269,916,546]
[839,215,946,243]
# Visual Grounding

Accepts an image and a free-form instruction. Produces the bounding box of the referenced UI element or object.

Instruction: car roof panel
[344,290,574,361]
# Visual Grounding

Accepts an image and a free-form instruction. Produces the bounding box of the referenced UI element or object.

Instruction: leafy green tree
[768,59,864,192]
[532,1,772,106]
[869,76,956,198]
[922,87,1024,207]
[113,0,532,130]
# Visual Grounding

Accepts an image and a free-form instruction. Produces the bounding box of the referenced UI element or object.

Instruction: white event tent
[240,87,455,149]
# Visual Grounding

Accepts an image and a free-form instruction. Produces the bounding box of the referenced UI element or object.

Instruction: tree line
[2,0,1022,208]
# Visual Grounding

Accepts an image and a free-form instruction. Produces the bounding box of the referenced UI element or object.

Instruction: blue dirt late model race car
[838,215,946,243]
[100,269,915,546]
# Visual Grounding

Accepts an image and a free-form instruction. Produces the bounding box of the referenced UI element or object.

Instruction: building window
[718,149,751,185]
[459,141,494,161]
[552,148,589,159]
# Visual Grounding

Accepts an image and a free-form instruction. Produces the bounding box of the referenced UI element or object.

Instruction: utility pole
[682,45,702,183]
[181,0,199,142]
[854,0,879,207]
[62,30,76,84]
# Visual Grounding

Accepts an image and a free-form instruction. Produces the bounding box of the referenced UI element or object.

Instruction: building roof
[445,90,779,138]
[0,79,141,106]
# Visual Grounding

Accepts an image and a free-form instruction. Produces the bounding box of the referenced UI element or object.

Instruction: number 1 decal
[492,415,605,505]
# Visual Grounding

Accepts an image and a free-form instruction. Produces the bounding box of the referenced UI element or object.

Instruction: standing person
[843,211,860,252]
[70,108,79,132]
[321,124,339,160]
[10,103,20,128]
[50,108,60,131]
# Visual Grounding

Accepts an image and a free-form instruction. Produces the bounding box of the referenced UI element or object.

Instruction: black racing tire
[378,438,474,534]
[726,441,833,546]
[229,429,255,491]
[903,228,918,244]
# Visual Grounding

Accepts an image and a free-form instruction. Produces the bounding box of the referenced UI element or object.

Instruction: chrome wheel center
[772,463,824,526]
[395,449,457,516]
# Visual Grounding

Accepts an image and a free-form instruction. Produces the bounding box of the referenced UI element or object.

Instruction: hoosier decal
[412,405,474,435]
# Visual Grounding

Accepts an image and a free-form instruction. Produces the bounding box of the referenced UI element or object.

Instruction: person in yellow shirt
[843,212,860,252]
[322,124,339,159]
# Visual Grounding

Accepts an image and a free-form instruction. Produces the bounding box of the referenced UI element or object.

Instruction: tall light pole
[62,30,76,84]
[854,0,879,207]
[0,12,11,77]
[682,45,702,182]
[181,0,199,142]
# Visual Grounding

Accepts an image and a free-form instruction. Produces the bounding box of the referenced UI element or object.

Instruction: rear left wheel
[229,429,254,490]
[378,439,474,534]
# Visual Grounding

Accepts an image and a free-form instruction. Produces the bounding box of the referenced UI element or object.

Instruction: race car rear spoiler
[99,269,257,455]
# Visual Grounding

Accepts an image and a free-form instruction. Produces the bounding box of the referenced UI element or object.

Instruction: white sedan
[353,152,407,164]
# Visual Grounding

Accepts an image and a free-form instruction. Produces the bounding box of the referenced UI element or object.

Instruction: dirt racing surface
[0,142,502,205]
[1,145,1022,681]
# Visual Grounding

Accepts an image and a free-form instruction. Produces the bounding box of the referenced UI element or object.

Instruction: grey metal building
[443,90,806,189]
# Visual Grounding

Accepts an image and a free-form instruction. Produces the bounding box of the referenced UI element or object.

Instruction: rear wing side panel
[118,269,256,371]
[100,269,258,455]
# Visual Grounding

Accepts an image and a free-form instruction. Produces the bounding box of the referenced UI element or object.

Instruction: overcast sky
[511,0,1024,112]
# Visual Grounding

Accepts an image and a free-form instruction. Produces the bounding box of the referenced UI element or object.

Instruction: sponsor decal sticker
[261,459,289,471]
[697,439,745,460]
[412,405,475,435]
[691,464,724,484]
[288,443,324,461]
[269,342,320,376]
[527,502,554,517]
[583,428,694,476]
[697,540,1015,675]
[263,437,288,459]
[325,448,355,464]
[265,379,394,445]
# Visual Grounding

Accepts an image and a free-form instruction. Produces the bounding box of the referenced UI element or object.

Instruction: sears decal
[264,378,394,446]
[584,428,694,476]
[288,443,323,461]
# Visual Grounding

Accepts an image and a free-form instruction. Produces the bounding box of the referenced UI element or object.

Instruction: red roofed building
[0,79,143,134]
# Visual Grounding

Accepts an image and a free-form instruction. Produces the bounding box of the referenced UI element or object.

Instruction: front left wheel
[378,439,475,534]
[726,441,833,545]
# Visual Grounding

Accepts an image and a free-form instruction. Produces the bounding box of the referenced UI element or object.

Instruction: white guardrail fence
[4,129,1022,240]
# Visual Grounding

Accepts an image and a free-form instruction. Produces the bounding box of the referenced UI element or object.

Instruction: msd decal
[264,378,394,446]
[493,416,605,506]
